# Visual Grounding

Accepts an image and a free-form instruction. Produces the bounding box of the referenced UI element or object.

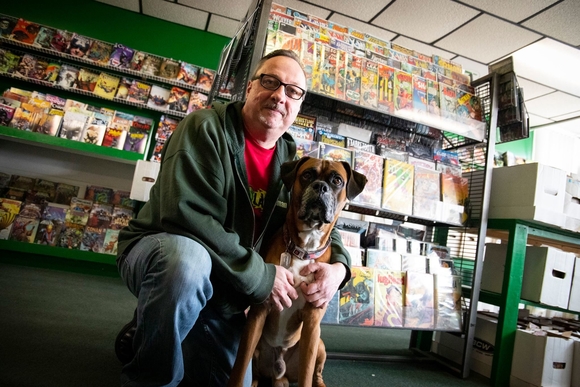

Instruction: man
[115,49,352,387]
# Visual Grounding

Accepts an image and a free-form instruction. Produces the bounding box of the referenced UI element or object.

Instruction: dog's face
[282,157,367,228]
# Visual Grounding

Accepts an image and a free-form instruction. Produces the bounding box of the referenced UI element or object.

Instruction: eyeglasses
[254,74,306,100]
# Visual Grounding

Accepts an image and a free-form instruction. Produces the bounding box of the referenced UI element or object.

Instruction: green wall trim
[0,239,117,265]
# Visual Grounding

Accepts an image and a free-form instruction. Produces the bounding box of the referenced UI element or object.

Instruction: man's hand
[299,262,346,308]
[267,265,298,311]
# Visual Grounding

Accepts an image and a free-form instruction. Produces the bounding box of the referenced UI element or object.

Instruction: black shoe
[115,310,137,365]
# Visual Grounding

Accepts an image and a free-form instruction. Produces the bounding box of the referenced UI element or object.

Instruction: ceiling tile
[436,14,541,63]
[329,13,396,43]
[528,113,554,127]
[522,0,580,46]
[450,56,489,80]
[277,0,332,20]
[510,38,580,98]
[551,111,580,121]
[515,77,555,100]
[372,0,479,43]
[207,14,241,38]
[96,0,140,12]
[457,0,559,23]
[524,91,580,119]
[142,0,208,30]
[179,0,254,21]
[309,0,392,22]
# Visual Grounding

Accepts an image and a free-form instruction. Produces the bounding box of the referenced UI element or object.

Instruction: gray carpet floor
[0,259,490,387]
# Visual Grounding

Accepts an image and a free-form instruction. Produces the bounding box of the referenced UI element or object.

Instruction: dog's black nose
[312,181,329,194]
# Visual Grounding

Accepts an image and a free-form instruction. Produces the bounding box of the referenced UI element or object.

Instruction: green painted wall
[496,131,534,161]
[2,0,229,70]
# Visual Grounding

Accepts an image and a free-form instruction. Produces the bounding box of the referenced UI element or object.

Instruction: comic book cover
[55,64,79,89]
[126,80,151,104]
[377,63,395,114]
[401,62,421,77]
[440,174,469,206]
[9,104,42,132]
[102,126,127,150]
[76,68,99,92]
[196,68,215,92]
[154,114,179,143]
[33,26,56,49]
[360,59,378,108]
[79,226,106,252]
[147,85,170,110]
[334,49,347,100]
[102,228,120,255]
[403,271,435,328]
[59,110,91,141]
[309,42,324,93]
[186,92,207,114]
[29,59,50,81]
[422,68,437,82]
[10,19,40,44]
[35,110,63,136]
[167,87,190,113]
[111,190,135,209]
[63,98,86,112]
[49,29,73,52]
[439,84,457,120]
[109,205,133,230]
[412,75,427,114]
[339,266,375,326]
[318,143,353,165]
[374,270,404,327]
[57,222,85,249]
[43,62,61,83]
[93,72,120,100]
[129,50,146,72]
[382,159,414,214]
[86,40,113,64]
[177,62,199,86]
[53,183,79,206]
[140,54,163,76]
[0,15,17,38]
[318,45,337,97]
[66,33,92,58]
[8,215,39,243]
[124,115,153,154]
[115,77,133,100]
[321,291,340,324]
[14,54,36,78]
[65,197,93,226]
[109,43,135,69]
[0,51,21,74]
[81,112,109,145]
[345,54,362,104]
[366,249,402,271]
[456,89,483,123]
[298,38,315,91]
[393,69,413,112]
[84,185,113,204]
[34,202,68,246]
[158,58,180,79]
[0,103,15,126]
[351,150,383,208]
[426,80,440,116]
[287,125,315,141]
[86,202,113,229]
[433,274,462,330]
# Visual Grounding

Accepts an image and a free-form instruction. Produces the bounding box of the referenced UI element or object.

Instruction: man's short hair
[252,49,306,80]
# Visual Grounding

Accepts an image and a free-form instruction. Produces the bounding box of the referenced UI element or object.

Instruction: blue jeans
[117,232,252,387]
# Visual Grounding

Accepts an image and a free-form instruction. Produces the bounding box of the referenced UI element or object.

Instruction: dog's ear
[340,161,368,201]
[281,157,310,191]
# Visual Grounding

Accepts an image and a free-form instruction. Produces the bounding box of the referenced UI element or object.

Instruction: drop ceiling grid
[522,1,580,46]
[455,0,560,23]
[178,0,254,21]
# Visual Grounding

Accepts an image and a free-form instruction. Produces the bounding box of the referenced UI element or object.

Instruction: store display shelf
[0,125,143,164]
[0,37,210,95]
[344,202,463,228]
[0,239,116,265]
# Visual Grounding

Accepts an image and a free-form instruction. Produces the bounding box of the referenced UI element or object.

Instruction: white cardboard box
[480,243,509,294]
[488,205,566,228]
[490,163,567,211]
[471,314,498,378]
[521,246,575,309]
[564,193,580,219]
[571,338,580,387]
[510,329,573,387]
[130,160,160,202]
[567,257,580,312]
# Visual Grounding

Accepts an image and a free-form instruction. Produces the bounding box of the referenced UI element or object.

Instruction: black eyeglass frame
[253,73,307,100]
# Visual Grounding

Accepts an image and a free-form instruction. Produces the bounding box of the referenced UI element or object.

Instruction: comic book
[382,159,414,215]
[393,69,413,112]
[80,111,109,145]
[377,63,395,114]
[177,62,199,86]
[93,72,120,100]
[14,54,36,78]
[86,202,113,229]
[403,271,435,328]
[360,59,378,108]
[9,215,39,243]
[34,202,68,246]
[147,85,170,110]
[59,110,91,141]
[79,226,107,252]
[124,50,144,72]
[115,77,133,100]
[49,29,73,52]
[365,249,402,271]
[110,205,133,230]
[456,89,483,124]
[124,115,153,154]
[84,185,113,204]
[125,80,151,104]
[55,64,79,89]
[440,174,469,206]
[0,198,21,240]
[344,54,362,104]
[9,104,42,132]
[339,266,375,326]
[321,291,340,324]
[52,183,79,206]
[0,51,20,74]
[167,87,190,113]
[426,80,440,116]
[86,40,113,64]
[35,110,63,136]
[44,62,61,83]
[140,54,162,76]
[111,190,135,209]
[153,114,179,143]
[57,222,85,249]
[186,92,207,114]
[109,43,135,69]
[33,26,56,49]
[196,68,215,92]
[299,38,315,91]
[102,228,120,255]
[318,45,337,98]
[29,59,49,81]
[65,197,93,226]
[10,19,40,44]
[76,68,99,92]
[0,15,17,38]
[412,75,427,114]
[374,270,404,327]
[439,84,457,120]
[102,111,132,149]
[66,33,92,58]
[63,98,86,112]
[351,150,383,208]
[158,59,180,79]
[0,103,16,126]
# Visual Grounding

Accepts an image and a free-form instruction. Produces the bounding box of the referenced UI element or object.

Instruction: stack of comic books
[150,115,180,163]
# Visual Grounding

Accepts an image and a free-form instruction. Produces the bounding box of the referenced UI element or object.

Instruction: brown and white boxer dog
[228,157,367,387]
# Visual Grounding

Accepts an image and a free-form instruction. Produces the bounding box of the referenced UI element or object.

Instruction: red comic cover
[352,150,383,208]
[394,69,413,112]
[10,19,40,44]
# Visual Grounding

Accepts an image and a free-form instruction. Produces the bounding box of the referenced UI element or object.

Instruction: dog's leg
[297,306,326,387]
[227,304,269,387]
[313,339,327,387]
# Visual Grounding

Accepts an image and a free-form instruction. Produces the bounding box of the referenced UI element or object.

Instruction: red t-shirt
[244,130,276,240]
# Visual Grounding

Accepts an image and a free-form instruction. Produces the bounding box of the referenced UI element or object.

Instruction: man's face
[243,55,306,135]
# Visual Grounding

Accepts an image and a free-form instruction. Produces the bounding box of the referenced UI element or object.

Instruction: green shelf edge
[0,239,116,265]
[0,125,143,164]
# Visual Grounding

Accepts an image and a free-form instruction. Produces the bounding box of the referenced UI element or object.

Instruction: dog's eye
[301,171,313,181]
[331,174,344,186]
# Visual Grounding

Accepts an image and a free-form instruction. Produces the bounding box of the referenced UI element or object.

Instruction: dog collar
[283,224,331,261]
